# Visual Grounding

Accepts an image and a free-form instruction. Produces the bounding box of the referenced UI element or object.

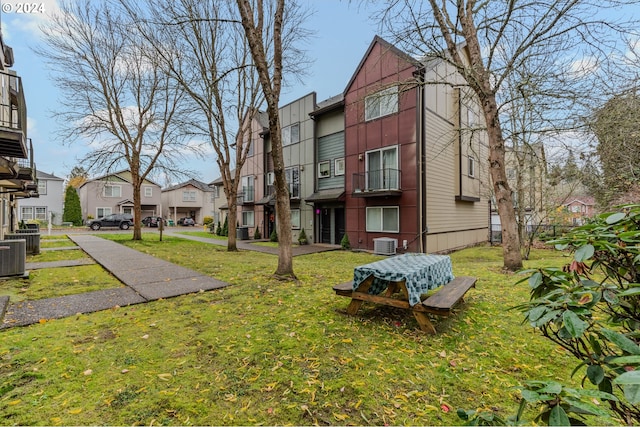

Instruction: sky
[0,0,382,185]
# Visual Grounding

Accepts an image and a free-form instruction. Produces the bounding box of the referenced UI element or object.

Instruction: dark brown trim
[455,195,481,202]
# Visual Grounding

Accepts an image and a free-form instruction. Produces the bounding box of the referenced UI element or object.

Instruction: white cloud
[1,0,61,42]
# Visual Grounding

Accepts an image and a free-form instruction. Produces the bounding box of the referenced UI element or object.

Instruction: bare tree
[235,0,303,279]
[38,0,191,240]
[121,0,265,251]
[376,0,637,271]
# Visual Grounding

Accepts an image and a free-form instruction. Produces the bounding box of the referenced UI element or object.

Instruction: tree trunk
[132,180,143,241]
[226,184,238,252]
[483,93,522,271]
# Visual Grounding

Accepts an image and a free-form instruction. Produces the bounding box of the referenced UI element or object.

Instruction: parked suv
[87,213,134,230]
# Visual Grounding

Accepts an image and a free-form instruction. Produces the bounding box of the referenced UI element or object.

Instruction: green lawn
[0,236,615,425]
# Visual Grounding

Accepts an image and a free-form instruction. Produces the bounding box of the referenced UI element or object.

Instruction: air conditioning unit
[0,239,27,278]
[373,237,397,256]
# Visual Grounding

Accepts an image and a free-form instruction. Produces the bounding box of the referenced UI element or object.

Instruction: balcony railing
[16,138,35,181]
[265,183,300,199]
[0,70,27,158]
[238,185,255,204]
[352,168,402,197]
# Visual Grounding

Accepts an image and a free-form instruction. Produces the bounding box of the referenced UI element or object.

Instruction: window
[144,186,153,197]
[366,146,399,190]
[285,167,300,198]
[282,123,300,146]
[183,190,196,202]
[241,176,254,202]
[97,207,112,218]
[38,180,47,195]
[104,185,121,198]
[291,209,301,229]
[366,207,399,233]
[20,206,33,220]
[35,207,47,220]
[242,211,255,227]
[318,161,331,178]
[468,157,476,178]
[365,87,398,121]
[266,172,274,186]
[334,158,345,176]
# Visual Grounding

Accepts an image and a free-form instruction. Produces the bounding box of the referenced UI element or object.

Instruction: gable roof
[163,179,212,192]
[343,35,423,95]
[37,171,64,181]
[79,169,162,188]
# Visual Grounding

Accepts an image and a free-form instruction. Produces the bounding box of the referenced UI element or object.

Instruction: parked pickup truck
[87,213,133,230]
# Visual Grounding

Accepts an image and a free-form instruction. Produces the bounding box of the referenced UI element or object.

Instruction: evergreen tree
[63,185,83,226]
[222,216,228,237]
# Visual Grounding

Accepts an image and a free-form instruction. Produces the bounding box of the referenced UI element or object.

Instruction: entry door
[334,208,345,244]
[320,208,331,244]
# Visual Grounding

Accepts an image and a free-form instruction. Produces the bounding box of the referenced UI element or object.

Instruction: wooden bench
[333,276,477,334]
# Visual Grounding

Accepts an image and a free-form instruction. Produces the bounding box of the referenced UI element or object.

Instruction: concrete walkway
[1,232,340,329]
[0,235,229,329]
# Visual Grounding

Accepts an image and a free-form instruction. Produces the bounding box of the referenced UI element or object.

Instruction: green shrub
[203,216,213,226]
[269,228,278,242]
[254,227,262,240]
[340,233,351,250]
[216,221,222,236]
[298,228,308,245]
[461,204,640,425]
[222,216,228,237]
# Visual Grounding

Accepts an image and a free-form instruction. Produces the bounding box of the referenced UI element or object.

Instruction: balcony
[237,185,255,204]
[352,168,402,197]
[0,71,27,158]
[260,183,301,201]
[16,138,36,181]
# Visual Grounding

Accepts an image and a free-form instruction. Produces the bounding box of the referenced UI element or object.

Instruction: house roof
[563,196,595,206]
[79,169,162,188]
[162,178,212,192]
[343,35,423,95]
[310,94,345,118]
[209,169,235,186]
[306,188,345,203]
[36,171,64,181]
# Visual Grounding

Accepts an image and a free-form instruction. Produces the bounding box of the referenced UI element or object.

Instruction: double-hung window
[365,87,398,121]
[290,209,301,229]
[318,161,331,178]
[182,190,196,202]
[366,207,399,233]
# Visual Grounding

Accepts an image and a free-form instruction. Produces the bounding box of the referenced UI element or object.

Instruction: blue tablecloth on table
[353,253,455,306]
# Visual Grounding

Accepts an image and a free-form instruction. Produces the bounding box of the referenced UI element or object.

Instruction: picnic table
[333,253,476,334]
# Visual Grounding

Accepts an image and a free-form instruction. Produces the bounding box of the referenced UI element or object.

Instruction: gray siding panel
[318,132,345,190]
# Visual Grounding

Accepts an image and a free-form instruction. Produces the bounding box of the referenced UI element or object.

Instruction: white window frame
[334,158,345,176]
[468,156,476,178]
[366,206,399,233]
[38,180,47,195]
[365,87,398,121]
[20,206,33,221]
[103,185,122,198]
[144,186,153,197]
[96,207,112,218]
[182,190,196,202]
[291,209,301,230]
[266,172,275,186]
[285,167,300,198]
[366,146,399,190]
[318,161,331,178]
[35,207,47,221]
[282,123,300,146]
[241,175,255,202]
[241,210,255,227]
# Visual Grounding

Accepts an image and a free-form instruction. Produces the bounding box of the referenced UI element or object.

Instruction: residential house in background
[0,35,37,239]
[562,196,596,225]
[17,171,64,225]
[77,170,161,222]
[344,36,490,253]
[162,179,214,225]
[208,171,233,229]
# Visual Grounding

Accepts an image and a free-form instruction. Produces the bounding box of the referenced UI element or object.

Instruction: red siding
[344,39,420,252]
